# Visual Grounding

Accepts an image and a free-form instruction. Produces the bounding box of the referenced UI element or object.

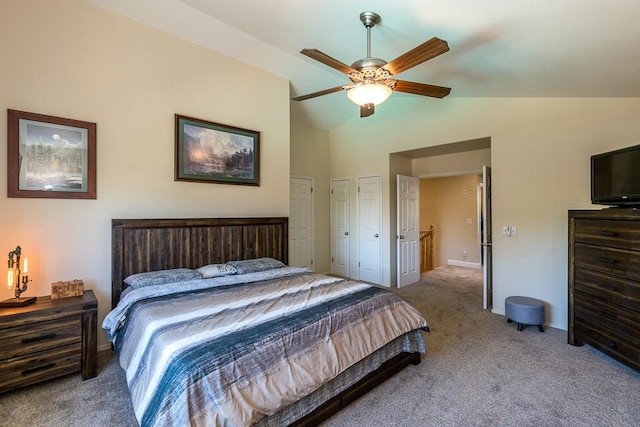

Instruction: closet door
[290,177,314,270]
[358,175,382,284]
[331,179,350,277]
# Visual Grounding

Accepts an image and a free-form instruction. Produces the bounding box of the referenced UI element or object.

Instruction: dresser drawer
[0,316,82,361]
[574,267,640,312]
[574,219,640,251]
[575,295,640,371]
[574,295,640,343]
[0,343,82,393]
[574,319,640,372]
[574,243,640,281]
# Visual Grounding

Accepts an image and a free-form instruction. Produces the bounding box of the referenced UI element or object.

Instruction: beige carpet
[1,266,638,426]
[324,266,640,426]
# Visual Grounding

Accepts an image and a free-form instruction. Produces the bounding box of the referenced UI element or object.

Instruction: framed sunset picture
[175,114,260,186]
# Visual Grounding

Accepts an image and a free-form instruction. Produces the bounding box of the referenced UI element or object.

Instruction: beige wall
[330,97,640,329]
[290,123,331,273]
[0,0,290,348]
[421,175,481,267]
[413,148,491,177]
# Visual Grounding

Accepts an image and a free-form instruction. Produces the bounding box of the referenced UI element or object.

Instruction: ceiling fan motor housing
[350,57,387,72]
[359,11,381,28]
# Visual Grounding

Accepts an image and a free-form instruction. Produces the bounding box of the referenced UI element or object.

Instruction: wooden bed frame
[111,217,289,308]
[111,217,420,426]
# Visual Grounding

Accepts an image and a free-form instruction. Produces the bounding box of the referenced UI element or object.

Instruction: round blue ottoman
[505,296,545,332]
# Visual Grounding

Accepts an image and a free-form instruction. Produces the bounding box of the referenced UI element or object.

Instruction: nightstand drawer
[0,316,82,360]
[0,343,82,393]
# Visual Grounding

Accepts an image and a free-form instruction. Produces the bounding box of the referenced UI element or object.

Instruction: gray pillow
[124,268,201,289]
[227,257,285,274]
[197,263,237,278]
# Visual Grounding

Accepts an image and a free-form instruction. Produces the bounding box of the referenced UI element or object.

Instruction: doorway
[419,171,492,307]
[389,137,492,309]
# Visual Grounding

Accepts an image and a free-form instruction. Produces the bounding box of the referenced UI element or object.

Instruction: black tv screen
[591,144,640,206]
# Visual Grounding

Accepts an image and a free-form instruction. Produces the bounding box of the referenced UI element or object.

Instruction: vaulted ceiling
[87,0,640,130]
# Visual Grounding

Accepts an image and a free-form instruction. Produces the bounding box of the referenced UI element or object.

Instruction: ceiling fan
[292,11,451,118]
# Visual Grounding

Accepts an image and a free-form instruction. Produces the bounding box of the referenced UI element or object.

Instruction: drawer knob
[21,333,56,344]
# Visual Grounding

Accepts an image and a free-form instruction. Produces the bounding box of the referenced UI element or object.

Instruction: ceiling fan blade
[393,80,451,98]
[360,103,375,118]
[383,37,449,76]
[292,85,345,101]
[300,49,359,75]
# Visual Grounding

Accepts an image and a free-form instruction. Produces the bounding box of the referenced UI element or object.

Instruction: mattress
[103,267,428,426]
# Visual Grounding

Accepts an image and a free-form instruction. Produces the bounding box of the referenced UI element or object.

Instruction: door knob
[374,234,379,238]
[344,232,349,236]
[399,235,405,239]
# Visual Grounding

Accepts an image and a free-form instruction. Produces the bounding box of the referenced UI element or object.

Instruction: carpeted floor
[1,266,638,426]
[324,266,640,426]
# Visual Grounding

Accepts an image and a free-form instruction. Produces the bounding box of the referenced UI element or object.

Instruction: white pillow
[197,263,237,278]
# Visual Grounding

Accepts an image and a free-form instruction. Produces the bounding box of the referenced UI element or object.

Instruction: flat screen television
[591,144,640,206]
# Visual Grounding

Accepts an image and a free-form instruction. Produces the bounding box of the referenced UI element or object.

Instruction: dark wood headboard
[111,217,288,308]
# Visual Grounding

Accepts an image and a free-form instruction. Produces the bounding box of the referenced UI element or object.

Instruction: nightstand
[0,290,98,393]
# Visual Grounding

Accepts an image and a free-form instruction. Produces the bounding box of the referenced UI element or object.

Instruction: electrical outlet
[463,251,468,258]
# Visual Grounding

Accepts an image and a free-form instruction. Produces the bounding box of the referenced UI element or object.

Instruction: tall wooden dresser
[568,209,640,372]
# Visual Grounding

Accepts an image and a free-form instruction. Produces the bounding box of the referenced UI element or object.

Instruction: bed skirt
[257,329,426,426]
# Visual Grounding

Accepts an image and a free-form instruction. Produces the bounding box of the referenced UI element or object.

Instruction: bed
[107,217,429,426]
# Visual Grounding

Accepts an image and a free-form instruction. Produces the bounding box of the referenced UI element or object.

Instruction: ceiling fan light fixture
[347,83,392,107]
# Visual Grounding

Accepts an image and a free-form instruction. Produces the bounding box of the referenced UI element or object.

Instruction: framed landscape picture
[175,114,260,186]
[7,109,97,199]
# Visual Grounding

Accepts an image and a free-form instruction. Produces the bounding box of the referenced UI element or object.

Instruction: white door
[290,177,313,270]
[482,166,493,309]
[358,175,382,284]
[397,175,420,287]
[331,179,350,277]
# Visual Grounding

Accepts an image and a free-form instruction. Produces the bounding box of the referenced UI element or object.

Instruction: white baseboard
[447,259,482,269]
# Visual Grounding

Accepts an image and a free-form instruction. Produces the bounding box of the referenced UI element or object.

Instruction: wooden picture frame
[7,109,97,199]
[175,114,260,186]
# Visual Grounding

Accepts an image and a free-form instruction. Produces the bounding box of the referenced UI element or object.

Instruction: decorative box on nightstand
[0,290,98,393]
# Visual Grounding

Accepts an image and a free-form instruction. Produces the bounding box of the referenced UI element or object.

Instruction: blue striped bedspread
[103,267,429,426]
